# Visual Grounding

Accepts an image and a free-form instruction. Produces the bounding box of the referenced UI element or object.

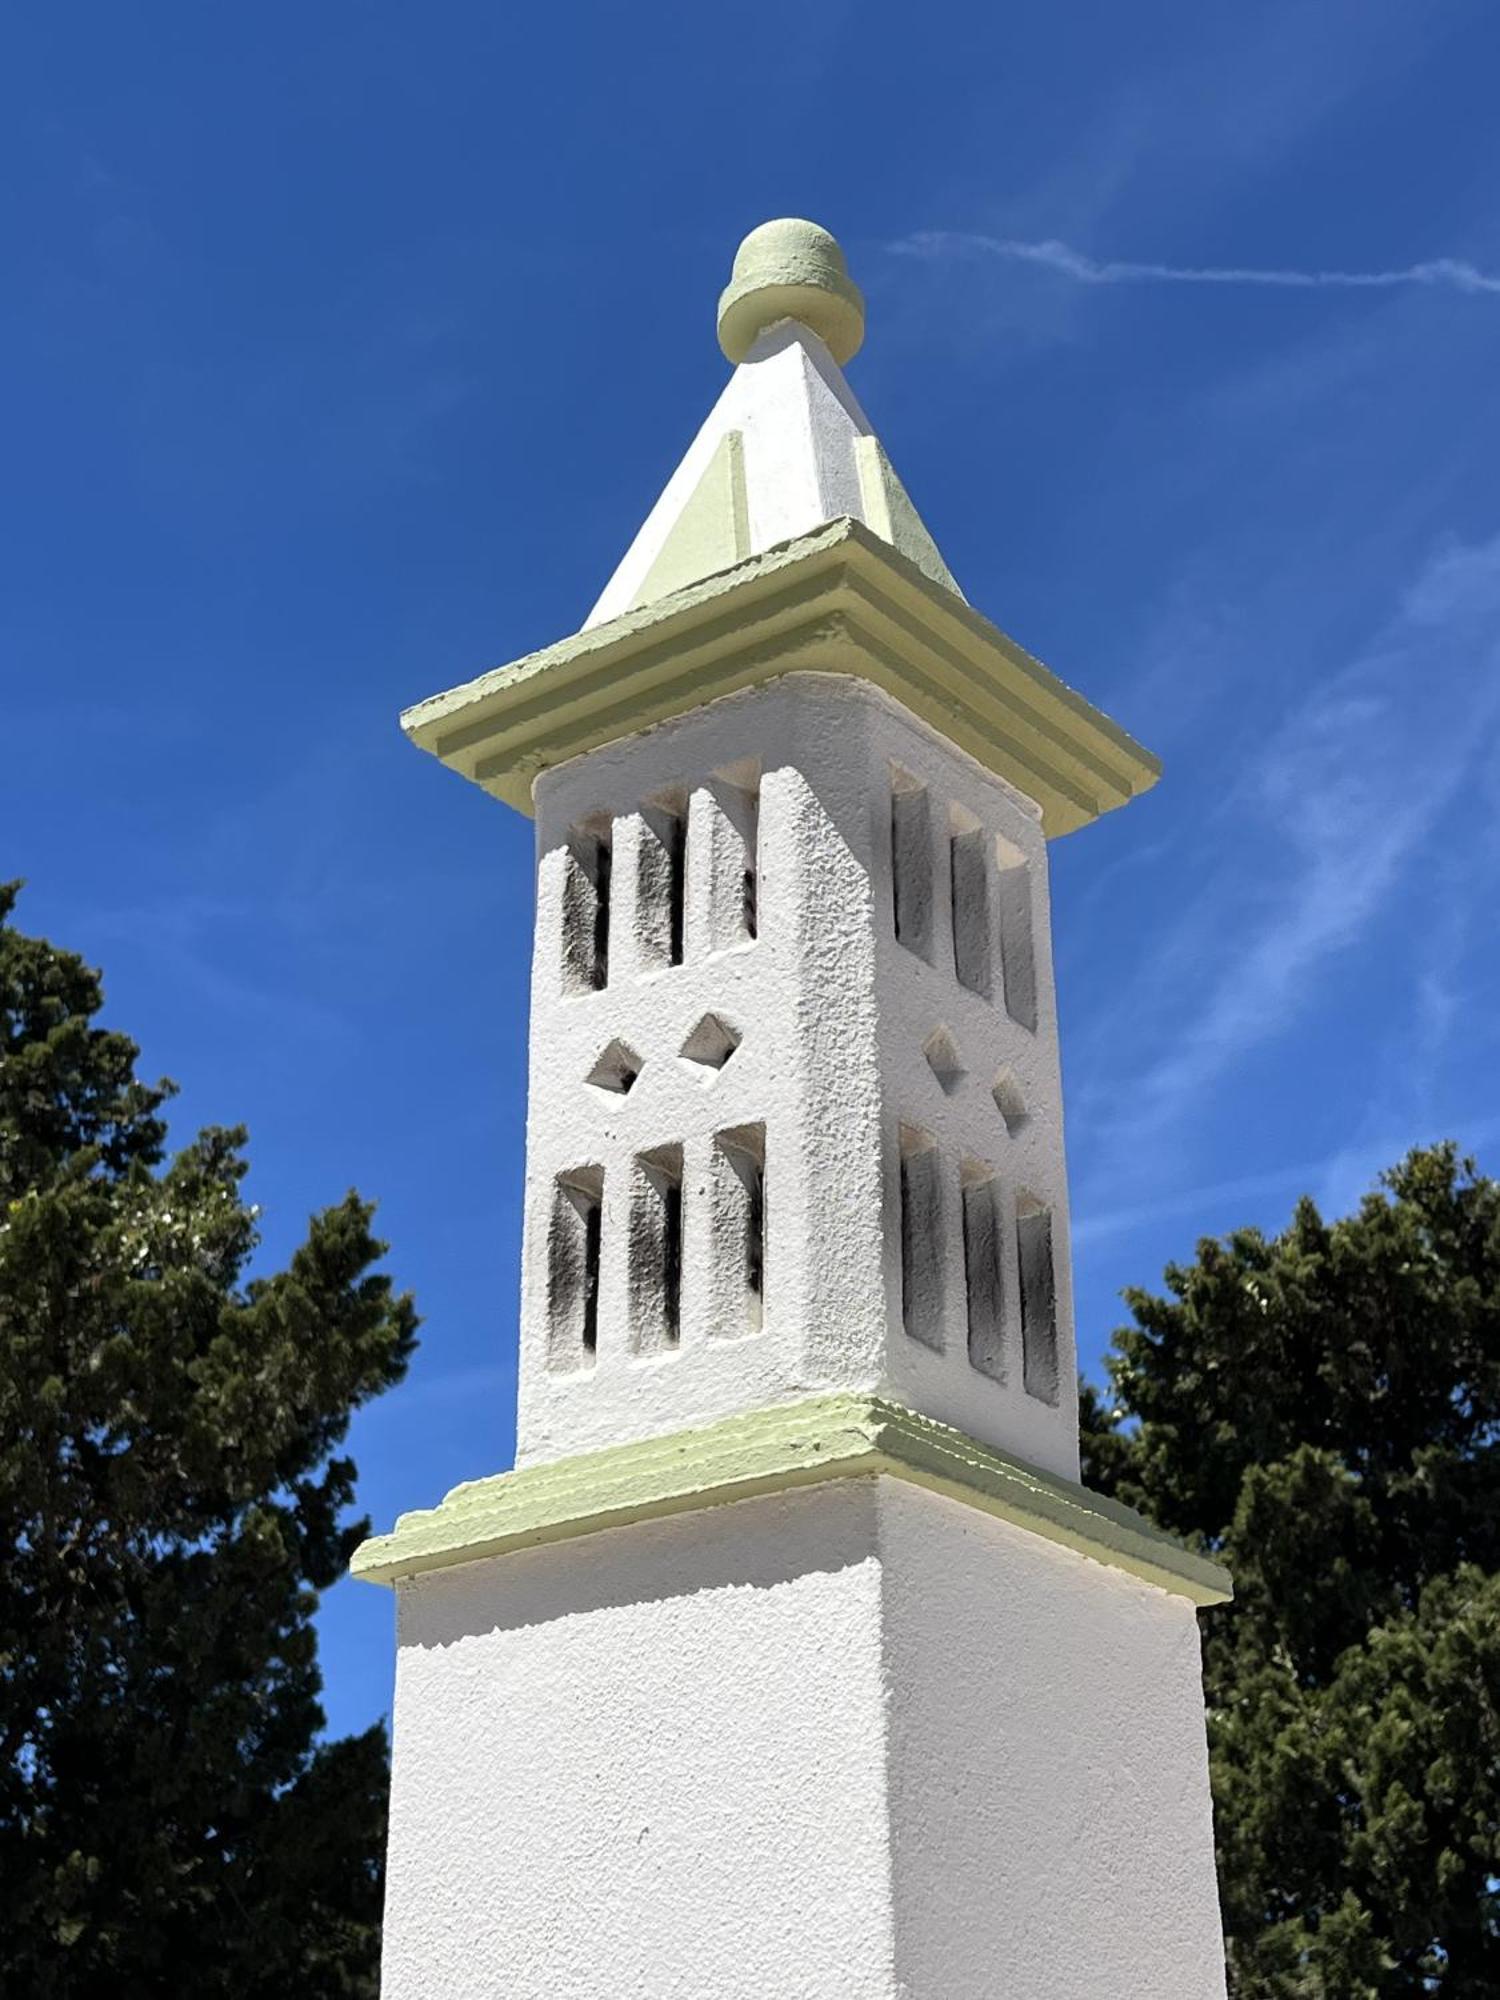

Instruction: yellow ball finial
[716,217,866,366]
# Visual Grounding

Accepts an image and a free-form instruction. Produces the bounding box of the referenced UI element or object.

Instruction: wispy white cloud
[892,230,1500,298]
[1076,1113,1500,1255]
[1073,1154,1352,1250]
[1074,528,1500,1187]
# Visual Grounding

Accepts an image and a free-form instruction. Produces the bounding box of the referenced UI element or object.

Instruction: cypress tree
[0,883,417,1996]
[1084,1143,1500,1996]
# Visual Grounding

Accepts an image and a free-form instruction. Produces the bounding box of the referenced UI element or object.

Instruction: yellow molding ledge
[401,519,1161,839]
[351,1392,1232,1606]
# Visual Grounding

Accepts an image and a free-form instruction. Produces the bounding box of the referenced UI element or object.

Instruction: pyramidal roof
[585,218,964,631]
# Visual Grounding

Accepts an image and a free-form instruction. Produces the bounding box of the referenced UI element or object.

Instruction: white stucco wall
[381,1479,1227,1998]
[880,1480,1228,2000]
[518,673,1079,1480]
[381,1481,897,2000]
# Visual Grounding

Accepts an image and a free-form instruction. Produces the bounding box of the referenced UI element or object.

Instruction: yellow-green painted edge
[629,429,750,614]
[853,434,966,603]
[350,1391,1232,1606]
[400,519,1162,840]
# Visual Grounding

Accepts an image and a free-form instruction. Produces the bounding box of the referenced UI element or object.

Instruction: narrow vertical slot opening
[547,1166,603,1371]
[666,808,687,965]
[747,1157,764,1304]
[662,1172,682,1344]
[890,768,933,961]
[714,1123,766,1337]
[949,814,993,1000]
[698,763,760,956]
[995,836,1037,1031]
[1017,1193,1059,1403]
[560,819,613,993]
[631,1144,684,1355]
[637,796,687,973]
[961,1163,1005,1381]
[581,1197,602,1356]
[591,836,611,988]
[898,1125,944,1351]
[741,781,760,941]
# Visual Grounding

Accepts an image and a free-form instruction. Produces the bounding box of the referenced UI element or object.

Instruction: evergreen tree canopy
[1083,1143,1500,1998]
[0,883,417,1996]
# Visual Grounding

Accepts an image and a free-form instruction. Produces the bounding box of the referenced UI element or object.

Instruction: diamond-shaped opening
[586,1039,643,1096]
[923,1026,965,1095]
[993,1067,1029,1134]
[679,1012,741,1077]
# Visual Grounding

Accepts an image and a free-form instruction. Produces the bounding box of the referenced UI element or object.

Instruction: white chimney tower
[355,219,1231,1999]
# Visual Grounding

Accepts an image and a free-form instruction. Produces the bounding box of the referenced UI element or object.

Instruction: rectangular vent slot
[1017,1194,1059,1403]
[890,771,933,961]
[899,1126,943,1350]
[631,1145,684,1355]
[714,1123,765,1337]
[547,1167,603,1371]
[950,824,993,999]
[695,769,761,956]
[561,821,612,993]
[995,838,1037,1031]
[962,1166,1005,1380]
[665,809,686,964]
[637,801,687,972]
[741,782,760,942]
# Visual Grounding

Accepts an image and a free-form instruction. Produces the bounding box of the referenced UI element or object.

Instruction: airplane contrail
[893,230,1500,297]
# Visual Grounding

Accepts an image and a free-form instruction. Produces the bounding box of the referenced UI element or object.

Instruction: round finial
[717,218,866,366]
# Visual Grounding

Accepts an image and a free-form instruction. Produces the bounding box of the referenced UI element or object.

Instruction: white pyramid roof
[585,320,964,631]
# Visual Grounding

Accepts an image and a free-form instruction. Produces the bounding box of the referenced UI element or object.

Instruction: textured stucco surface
[381,1480,1227,1998]
[381,1482,897,1999]
[518,674,1080,1480]
[881,1480,1228,1999]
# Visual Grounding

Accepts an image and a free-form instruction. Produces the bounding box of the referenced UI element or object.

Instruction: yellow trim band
[401,520,1160,839]
[351,1392,1231,1606]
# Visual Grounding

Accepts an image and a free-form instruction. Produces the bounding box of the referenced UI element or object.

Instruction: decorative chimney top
[359,218,1231,2000]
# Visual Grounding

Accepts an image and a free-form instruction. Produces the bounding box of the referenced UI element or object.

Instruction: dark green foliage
[1083,1143,1500,1997]
[0,883,417,1996]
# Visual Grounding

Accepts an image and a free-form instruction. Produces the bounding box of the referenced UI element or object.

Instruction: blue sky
[5,3,1498,1740]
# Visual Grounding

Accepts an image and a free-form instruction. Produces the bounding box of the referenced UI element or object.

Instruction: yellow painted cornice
[351,1391,1231,1605]
[401,519,1160,839]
